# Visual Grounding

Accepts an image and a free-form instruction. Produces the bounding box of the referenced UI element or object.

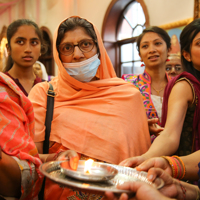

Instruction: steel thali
[39,160,164,194]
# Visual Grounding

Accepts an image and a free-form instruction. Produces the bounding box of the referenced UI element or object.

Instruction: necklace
[151,84,165,96]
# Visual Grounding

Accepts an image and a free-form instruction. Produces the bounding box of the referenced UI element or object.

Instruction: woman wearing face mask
[28,16,151,199]
[122,27,172,131]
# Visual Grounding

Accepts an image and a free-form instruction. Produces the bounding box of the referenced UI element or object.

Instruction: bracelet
[172,157,182,179]
[171,157,178,178]
[178,180,186,200]
[161,156,176,178]
[196,187,200,200]
[172,155,186,179]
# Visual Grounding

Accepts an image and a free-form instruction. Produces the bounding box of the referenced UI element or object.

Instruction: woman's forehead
[12,25,39,40]
[141,32,164,43]
[60,27,92,44]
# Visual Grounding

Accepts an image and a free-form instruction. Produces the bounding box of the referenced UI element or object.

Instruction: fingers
[119,158,137,167]
[69,156,79,170]
[148,118,159,125]
[147,168,173,185]
[149,124,164,135]
[120,156,145,167]
[66,150,79,170]
[136,157,171,175]
[104,192,118,200]
[136,158,157,172]
[117,181,147,193]
[119,193,129,200]
[57,150,79,170]
[119,159,129,166]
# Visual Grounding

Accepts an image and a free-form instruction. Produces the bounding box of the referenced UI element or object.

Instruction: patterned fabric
[44,143,103,200]
[0,72,43,199]
[122,71,171,125]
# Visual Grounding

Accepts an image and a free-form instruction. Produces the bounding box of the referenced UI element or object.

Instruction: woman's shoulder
[170,78,194,104]
[175,77,197,104]
[28,81,50,99]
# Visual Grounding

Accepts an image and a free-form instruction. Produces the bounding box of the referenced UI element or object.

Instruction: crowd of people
[0,15,200,200]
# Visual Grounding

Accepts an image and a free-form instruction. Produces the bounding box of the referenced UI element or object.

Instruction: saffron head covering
[29,16,151,164]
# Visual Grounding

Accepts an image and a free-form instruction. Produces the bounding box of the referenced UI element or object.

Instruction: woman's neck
[145,66,167,84]
[8,64,36,80]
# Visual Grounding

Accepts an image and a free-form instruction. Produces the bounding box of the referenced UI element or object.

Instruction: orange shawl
[29,16,151,164]
[0,72,42,198]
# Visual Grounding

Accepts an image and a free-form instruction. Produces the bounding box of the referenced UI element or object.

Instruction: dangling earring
[141,63,145,67]
[166,58,170,62]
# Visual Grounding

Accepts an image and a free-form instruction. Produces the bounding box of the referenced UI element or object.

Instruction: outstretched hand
[136,157,172,176]
[105,168,178,200]
[148,118,164,136]
[119,156,146,168]
[56,150,79,170]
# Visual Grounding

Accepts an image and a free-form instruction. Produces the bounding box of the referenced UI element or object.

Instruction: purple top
[4,72,42,96]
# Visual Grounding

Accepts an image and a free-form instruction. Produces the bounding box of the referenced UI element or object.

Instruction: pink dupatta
[0,72,43,199]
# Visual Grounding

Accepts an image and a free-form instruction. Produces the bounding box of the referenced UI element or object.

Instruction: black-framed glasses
[58,39,96,56]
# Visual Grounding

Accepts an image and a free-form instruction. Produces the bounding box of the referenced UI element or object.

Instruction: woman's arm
[36,142,79,170]
[181,150,200,180]
[143,80,193,159]
[0,151,21,198]
[120,80,194,168]
[128,151,200,182]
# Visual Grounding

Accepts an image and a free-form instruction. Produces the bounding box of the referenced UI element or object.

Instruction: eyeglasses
[58,39,96,56]
[166,65,182,72]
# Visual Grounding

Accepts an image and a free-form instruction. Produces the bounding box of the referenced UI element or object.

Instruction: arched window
[102,0,149,77]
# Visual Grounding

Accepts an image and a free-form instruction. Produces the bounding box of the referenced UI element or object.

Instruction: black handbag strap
[43,83,56,154]
[39,83,55,200]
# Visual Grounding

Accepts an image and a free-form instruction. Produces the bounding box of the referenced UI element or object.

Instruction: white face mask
[62,54,100,82]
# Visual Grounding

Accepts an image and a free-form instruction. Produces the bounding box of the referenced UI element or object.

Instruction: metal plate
[39,161,164,194]
[60,160,118,182]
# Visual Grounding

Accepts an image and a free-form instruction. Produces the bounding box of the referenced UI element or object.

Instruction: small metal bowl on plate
[60,160,118,182]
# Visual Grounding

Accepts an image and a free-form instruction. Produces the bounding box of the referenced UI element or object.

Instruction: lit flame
[84,159,94,174]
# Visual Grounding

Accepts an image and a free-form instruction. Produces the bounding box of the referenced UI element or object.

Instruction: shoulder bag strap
[43,83,56,154]
[39,83,55,200]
